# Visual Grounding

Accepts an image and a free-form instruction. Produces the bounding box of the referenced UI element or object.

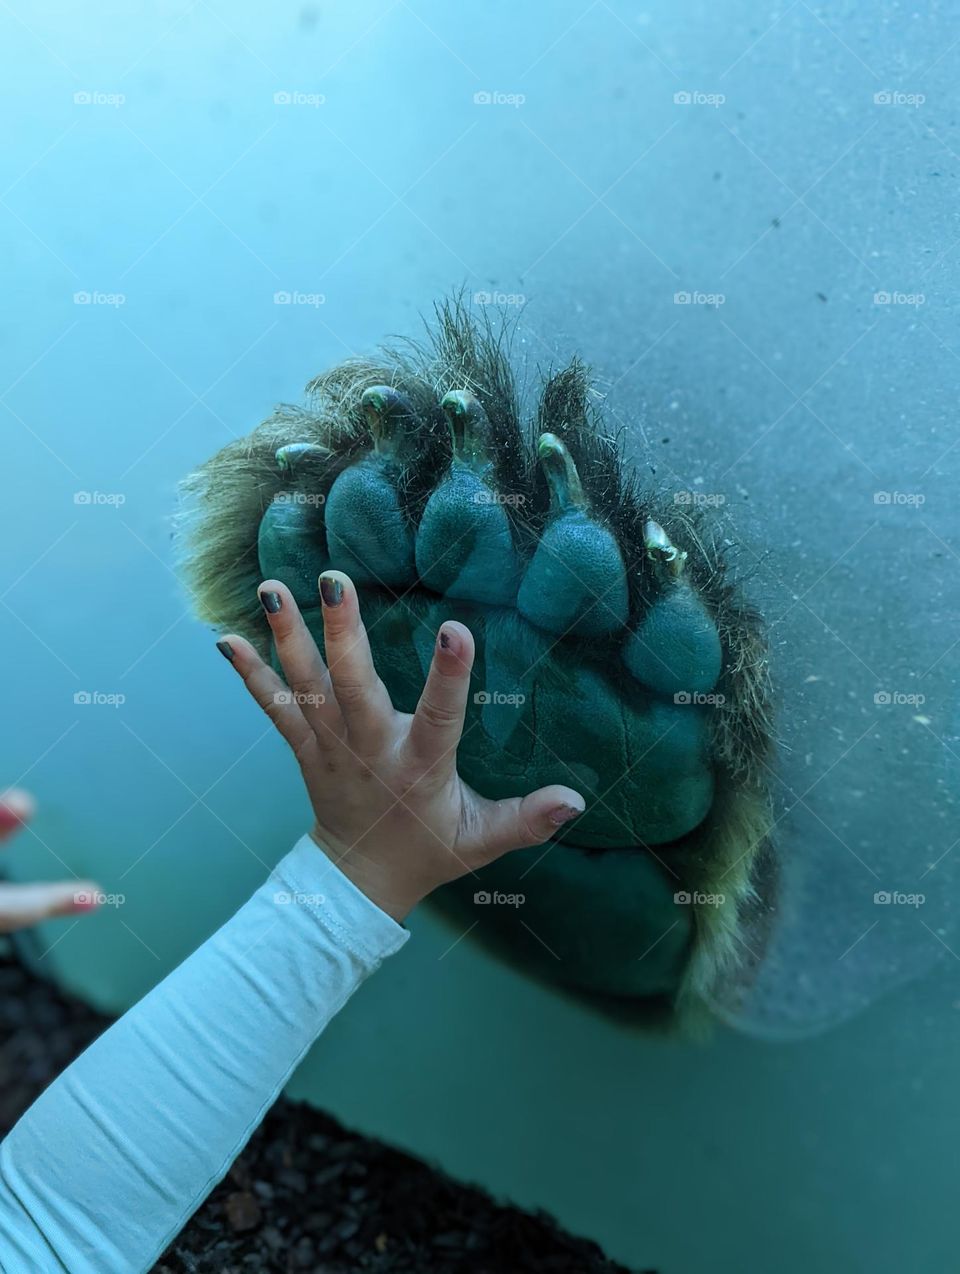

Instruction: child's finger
[404,622,475,777]
[466,784,586,862]
[256,580,341,745]
[317,571,395,755]
[216,633,320,766]
[0,879,102,933]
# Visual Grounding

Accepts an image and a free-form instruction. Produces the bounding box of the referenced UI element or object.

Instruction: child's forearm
[0,835,408,1274]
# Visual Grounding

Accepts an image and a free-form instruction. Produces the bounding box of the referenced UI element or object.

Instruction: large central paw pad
[259,387,721,853]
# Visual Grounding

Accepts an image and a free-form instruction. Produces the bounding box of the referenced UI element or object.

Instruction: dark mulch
[0,951,644,1274]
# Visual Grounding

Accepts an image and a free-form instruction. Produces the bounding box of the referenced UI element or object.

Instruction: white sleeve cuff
[270,833,410,967]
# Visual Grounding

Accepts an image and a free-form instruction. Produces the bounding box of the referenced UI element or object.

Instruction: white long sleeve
[0,835,408,1273]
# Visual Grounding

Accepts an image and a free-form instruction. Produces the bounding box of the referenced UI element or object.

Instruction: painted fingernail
[216,639,235,663]
[549,803,583,826]
[260,590,283,614]
[320,575,343,607]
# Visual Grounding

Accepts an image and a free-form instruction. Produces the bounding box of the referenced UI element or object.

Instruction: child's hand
[217,572,585,921]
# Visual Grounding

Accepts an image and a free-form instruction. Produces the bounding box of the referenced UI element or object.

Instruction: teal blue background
[1,3,959,1270]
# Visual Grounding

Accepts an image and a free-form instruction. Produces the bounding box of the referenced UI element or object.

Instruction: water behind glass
[1,2,957,1270]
